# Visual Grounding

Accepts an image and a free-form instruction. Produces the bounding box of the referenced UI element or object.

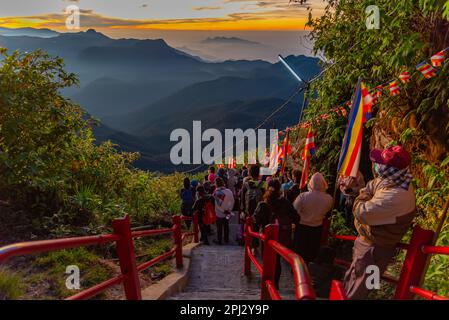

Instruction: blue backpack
[181,188,194,204]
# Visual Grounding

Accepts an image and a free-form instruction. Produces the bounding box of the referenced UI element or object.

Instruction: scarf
[377,164,413,190]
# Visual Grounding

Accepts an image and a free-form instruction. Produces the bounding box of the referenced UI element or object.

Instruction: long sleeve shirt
[213,187,235,218]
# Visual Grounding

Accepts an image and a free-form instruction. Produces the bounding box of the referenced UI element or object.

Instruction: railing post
[261,224,279,300]
[112,215,141,300]
[329,280,347,300]
[244,217,253,276]
[193,212,199,243]
[394,226,435,300]
[173,215,184,269]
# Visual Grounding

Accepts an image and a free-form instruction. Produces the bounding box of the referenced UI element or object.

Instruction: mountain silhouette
[0,26,59,38]
[0,28,321,172]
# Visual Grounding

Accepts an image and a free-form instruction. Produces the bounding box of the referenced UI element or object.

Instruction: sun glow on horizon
[0,0,323,32]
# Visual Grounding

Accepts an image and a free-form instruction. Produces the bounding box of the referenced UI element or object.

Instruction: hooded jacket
[293,173,334,227]
[353,177,416,247]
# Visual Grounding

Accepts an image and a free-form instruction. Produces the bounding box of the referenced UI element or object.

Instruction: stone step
[168,215,298,301]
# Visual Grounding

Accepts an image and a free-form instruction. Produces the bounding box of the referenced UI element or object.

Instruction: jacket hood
[308,173,328,192]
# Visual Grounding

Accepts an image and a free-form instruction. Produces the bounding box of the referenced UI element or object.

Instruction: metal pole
[278,55,304,83]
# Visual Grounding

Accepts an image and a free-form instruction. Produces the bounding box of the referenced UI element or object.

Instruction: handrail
[268,240,316,300]
[246,246,263,275]
[421,245,449,255]
[131,228,174,239]
[66,274,126,300]
[409,286,449,301]
[329,226,449,301]
[244,217,316,300]
[137,248,177,272]
[0,234,120,263]
[331,233,409,250]
[265,280,282,300]
[0,213,199,300]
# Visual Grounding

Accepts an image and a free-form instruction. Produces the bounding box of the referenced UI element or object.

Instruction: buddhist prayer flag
[227,157,236,169]
[376,85,383,98]
[361,83,374,123]
[399,71,411,83]
[337,79,365,178]
[280,131,290,176]
[302,128,316,159]
[300,127,316,188]
[389,81,400,96]
[339,106,348,117]
[416,61,438,79]
[431,49,446,67]
[300,156,310,189]
[277,145,284,165]
[268,139,280,174]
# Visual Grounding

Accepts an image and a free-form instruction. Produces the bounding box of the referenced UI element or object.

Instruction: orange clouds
[0,4,318,31]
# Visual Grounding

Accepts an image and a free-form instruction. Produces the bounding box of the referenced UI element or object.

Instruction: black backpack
[245,181,263,216]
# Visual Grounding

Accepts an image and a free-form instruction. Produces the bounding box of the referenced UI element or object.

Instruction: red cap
[370,146,411,170]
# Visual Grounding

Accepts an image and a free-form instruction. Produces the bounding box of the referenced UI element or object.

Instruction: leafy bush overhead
[0,49,184,236]
[304,0,449,296]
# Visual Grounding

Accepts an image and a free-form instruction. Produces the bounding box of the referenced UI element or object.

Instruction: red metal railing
[244,217,316,300]
[328,224,449,300]
[0,213,199,300]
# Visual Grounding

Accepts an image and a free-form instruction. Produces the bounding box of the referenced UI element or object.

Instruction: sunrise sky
[0,0,325,32]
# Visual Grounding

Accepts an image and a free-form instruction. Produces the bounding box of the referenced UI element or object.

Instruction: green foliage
[135,238,173,262]
[0,268,25,300]
[152,263,172,277]
[305,1,449,297]
[35,248,113,298]
[0,50,192,236]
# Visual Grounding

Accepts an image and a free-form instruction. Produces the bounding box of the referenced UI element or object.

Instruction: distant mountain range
[0,27,59,38]
[201,37,261,45]
[0,27,321,172]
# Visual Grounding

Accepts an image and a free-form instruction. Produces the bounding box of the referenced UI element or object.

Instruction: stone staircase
[169,215,296,300]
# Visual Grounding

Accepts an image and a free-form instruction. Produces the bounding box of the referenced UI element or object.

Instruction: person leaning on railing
[343,145,416,300]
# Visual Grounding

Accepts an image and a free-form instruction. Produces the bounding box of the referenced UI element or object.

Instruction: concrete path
[169,214,296,300]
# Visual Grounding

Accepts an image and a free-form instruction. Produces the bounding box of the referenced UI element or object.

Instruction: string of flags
[215,47,447,175]
[279,47,448,134]
[276,47,447,178]
[300,127,316,188]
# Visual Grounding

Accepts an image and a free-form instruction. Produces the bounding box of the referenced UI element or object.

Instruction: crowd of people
[179,145,416,300]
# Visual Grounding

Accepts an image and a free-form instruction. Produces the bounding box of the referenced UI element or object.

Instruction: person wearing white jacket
[213,177,235,245]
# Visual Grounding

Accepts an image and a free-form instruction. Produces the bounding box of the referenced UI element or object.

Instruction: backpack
[286,183,301,203]
[203,200,216,225]
[181,188,194,204]
[245,181,263,216]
